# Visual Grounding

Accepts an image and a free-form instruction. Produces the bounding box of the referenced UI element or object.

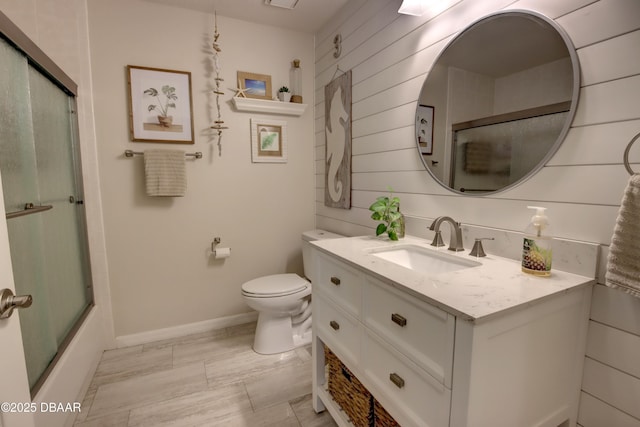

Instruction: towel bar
[623,132,639,175]
[124,149,202,159]
[6,203,53,220]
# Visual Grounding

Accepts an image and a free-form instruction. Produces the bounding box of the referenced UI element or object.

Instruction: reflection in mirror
[416,10,580,194]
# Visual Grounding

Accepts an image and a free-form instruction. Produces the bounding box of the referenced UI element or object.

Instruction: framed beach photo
[238,71,272,100]
[127,65,194,144]
[416,104,434,155]
[251,118,287,163]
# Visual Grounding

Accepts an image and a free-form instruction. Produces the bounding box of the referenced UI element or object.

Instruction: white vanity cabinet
[311,241,593,427]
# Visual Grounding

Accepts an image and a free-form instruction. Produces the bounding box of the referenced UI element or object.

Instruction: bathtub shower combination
[0,34,93,395]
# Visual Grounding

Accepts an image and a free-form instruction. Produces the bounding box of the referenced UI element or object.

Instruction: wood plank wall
[314,0,640,424]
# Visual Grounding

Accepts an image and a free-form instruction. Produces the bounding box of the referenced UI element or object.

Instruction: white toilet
[241,229,343,354]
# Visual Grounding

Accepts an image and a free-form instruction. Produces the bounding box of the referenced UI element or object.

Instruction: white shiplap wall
[314,0,640,425]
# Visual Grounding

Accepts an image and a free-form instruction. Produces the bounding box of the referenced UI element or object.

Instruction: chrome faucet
[429,216,464,252]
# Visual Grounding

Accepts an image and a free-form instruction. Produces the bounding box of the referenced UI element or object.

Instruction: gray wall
[88,0,316,339]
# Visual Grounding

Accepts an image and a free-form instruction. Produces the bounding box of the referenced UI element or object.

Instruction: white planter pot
[278,92,292,102]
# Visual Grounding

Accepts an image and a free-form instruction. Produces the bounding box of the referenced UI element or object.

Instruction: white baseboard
[115,311,258,348]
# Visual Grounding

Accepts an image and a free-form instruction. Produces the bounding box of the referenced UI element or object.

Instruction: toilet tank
[301,229,344,281]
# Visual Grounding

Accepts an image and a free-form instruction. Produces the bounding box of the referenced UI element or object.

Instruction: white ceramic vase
[278,92,292,102]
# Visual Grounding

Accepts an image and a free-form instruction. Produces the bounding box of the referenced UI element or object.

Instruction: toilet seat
[241,274,309,298]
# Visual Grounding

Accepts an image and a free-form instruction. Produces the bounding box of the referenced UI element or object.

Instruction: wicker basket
[325,346,374,427]
[373,399,401,426]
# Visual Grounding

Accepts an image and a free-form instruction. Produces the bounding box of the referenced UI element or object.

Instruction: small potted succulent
[278,86,292,102]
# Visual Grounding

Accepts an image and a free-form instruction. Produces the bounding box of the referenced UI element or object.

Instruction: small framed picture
[238,71,272,100]
[127,65,194,144]
[416,104,434,155]
[251,118,287,163]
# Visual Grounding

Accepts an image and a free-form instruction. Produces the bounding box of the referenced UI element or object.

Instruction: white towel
[605,174,640,298]
[143,149,187,197]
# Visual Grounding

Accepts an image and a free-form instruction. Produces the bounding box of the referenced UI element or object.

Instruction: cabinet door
[363,276,455,386]
[363,330,451,427]
[313,291,361,367]
[314,252,362,317]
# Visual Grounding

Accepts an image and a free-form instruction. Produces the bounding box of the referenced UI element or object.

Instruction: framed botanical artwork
[238,71,272,100]
[127,65,194,144]
[251,118,287,163]
[416,104,434,155]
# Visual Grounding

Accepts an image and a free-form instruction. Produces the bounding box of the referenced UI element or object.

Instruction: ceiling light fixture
[398,0,426,16]
[265,0,300,10]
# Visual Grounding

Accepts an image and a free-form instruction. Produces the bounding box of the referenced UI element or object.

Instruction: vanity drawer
[363,276,455,386]
[313,291,361,367]
[363,330,451,427]
[314,252,362,317]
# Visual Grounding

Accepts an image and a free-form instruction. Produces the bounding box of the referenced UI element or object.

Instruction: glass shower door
[0,37,93,393]
[29,66,92,350]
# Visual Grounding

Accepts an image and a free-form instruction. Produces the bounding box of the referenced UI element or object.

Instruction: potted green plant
[144,85,178,127]
[278,86,292,102]
[369,189,405,241]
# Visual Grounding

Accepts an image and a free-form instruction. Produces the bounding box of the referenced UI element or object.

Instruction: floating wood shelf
[231,97,307,116]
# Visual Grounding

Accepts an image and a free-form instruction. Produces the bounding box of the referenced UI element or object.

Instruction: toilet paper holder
[211,237,221,251]
[211,237,231,259]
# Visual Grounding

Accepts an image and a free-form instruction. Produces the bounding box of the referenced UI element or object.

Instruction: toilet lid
[241,274,309,297]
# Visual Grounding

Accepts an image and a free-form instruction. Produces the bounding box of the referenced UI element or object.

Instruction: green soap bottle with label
[522,206,553,277]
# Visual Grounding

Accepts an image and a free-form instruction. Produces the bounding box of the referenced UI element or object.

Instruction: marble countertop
[311,235,595,323]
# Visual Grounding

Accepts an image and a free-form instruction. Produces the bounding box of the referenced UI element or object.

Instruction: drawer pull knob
[391,313,407,327]
[330,320,340,330]
[330,276,341,286]
[390,373,405,389]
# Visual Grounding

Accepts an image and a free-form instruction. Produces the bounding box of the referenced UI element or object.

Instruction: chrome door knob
[0,288,33,319]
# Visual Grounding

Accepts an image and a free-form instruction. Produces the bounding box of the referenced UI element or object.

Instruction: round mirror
[416,10,580,195]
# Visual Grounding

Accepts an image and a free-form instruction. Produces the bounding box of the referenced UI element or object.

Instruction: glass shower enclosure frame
[0,21,94,396]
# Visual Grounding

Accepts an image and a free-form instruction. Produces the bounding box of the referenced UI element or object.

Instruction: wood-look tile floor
[74,322,338,427]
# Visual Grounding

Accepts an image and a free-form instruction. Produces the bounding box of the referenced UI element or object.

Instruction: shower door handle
[0,288,33,319]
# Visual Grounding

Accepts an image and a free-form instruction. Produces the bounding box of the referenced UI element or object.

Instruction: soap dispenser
[521,206,553,276]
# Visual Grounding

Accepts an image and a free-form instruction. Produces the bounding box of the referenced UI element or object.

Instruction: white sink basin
[369,244,481,275]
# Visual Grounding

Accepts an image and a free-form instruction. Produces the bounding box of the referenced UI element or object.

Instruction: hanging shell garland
[211,12,228,155]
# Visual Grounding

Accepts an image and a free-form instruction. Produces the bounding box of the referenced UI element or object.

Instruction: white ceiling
[141,0,349,33]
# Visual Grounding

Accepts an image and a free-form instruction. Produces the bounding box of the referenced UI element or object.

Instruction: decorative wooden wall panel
[324,70,352,209]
